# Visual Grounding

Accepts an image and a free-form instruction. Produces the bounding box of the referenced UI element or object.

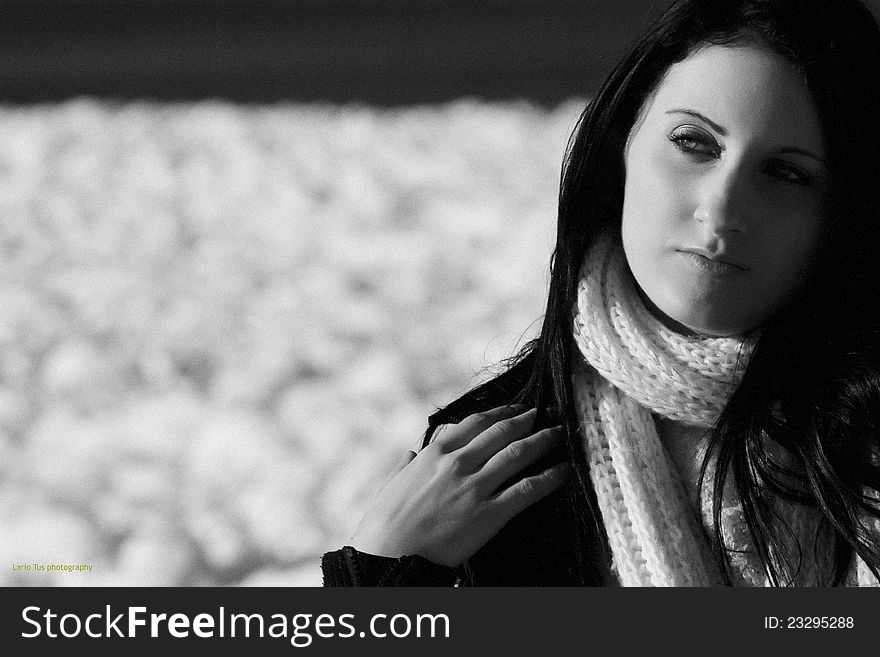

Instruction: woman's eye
[667,126,719,157]
[766,160,812,186]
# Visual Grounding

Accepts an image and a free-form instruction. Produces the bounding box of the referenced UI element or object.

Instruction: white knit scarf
[571,232,879,586]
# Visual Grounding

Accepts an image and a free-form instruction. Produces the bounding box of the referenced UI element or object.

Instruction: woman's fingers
[431,403,527,451]
[375,449,418,493]
[479,425,564,492]
[463,407,538,463]
[391,450,418,479]
[399,449,418,469]
[350,408,567,567]
[488,460,570,519]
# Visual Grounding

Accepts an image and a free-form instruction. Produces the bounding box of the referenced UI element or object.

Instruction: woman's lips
[676,250,747,277]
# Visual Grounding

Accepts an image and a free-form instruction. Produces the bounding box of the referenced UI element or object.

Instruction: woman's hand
[349,405,568,567]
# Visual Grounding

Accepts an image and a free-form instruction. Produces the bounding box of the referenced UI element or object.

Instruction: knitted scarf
[571,232,879,586]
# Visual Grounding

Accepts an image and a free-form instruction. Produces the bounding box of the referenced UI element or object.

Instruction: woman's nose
[692,168,749,236]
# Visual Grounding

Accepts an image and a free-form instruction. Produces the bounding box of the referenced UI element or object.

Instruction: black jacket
[322,355,614,586]
[321,482,612,586]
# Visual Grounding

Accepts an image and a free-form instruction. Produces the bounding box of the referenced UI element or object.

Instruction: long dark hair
[427,0,880,586]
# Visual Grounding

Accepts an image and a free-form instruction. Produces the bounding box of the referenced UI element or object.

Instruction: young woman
[322,0,880,586]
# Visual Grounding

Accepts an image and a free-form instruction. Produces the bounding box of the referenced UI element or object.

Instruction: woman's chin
[650,297,754,337]
[662,309,751,338]
[634,277,758,337]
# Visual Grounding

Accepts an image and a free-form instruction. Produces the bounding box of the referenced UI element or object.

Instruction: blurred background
[3,0,877,587]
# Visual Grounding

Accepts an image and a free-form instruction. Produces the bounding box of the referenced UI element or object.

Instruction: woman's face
[621,44,828,336]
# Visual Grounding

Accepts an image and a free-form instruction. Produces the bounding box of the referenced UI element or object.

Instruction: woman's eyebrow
[665,108,727,135]
[666,108,826,164]
[778,147,826,165]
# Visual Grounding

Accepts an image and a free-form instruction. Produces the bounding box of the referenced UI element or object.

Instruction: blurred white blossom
[0,97,582,585]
